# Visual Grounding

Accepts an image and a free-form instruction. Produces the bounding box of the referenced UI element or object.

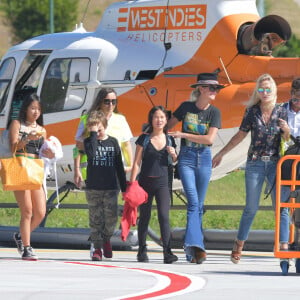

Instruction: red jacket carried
[121,181,148,241]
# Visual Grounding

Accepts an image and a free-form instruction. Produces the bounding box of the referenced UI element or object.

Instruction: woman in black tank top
[130,106,178,264]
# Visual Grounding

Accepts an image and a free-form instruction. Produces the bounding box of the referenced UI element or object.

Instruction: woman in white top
[74,87,133,259]
[74,87,133,187]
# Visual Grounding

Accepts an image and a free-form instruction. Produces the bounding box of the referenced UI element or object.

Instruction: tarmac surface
[1,242,300,300]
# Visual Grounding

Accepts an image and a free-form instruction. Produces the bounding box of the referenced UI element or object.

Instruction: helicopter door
[0,51,50,129]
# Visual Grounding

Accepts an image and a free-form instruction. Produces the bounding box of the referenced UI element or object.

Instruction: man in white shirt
[280,78,300,273]
[283,78,300,137]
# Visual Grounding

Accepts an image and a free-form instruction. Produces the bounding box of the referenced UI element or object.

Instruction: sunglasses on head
[103,99,117,105]
[201,85,220,93]
[257,88,272,94]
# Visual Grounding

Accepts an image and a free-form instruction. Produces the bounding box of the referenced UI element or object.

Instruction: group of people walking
[8,72,300,266]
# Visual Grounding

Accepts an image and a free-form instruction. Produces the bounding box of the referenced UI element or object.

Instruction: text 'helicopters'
[0,0,297,185]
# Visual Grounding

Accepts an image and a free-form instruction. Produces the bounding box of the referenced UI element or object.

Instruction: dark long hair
[88,87,118,114]
[18,93,44,126]
[147,105,168,134]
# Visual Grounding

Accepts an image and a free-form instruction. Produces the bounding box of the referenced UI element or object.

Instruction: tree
[0,0,79,43]
[273,34,300,58]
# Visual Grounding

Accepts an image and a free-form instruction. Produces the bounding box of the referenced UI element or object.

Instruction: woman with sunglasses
[74,87,133,260]
[212,73,290,265]
[168,72,224,264]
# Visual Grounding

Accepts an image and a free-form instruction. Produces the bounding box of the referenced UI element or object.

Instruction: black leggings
[138,176,171,249]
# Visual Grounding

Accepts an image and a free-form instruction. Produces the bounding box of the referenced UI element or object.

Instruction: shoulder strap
[166,134,172,146]
[142,134,150,149]
[166,135,174,165]
[142,134,150,158]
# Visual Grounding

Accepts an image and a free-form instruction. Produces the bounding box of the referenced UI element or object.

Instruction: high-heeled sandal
[230,239,244,264]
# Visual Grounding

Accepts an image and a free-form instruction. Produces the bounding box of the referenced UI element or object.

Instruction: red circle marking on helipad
[66,261,204,299]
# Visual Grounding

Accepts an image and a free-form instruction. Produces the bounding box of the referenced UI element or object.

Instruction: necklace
[196,102,210,110]
[25,121,37,128]
[260,105,273,125]
[262,112,271,124]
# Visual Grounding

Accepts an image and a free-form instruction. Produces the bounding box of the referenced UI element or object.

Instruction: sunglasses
[103,99,117,105]
[292,98,300,103]
[201,85,221,93]
[257,88,272,94]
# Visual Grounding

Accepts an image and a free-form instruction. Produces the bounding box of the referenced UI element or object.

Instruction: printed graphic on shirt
[183,112,209,148]
[92,145,115,167]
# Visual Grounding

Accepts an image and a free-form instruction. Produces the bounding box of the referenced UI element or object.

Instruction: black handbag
[174,163,180,180]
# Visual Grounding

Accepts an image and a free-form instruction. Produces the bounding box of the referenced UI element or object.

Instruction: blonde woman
[168,73,224,264]
[212,74,290,264]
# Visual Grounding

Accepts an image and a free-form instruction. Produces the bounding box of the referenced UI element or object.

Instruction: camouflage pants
[85,189,119,249]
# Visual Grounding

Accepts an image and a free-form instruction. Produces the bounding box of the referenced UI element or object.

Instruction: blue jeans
[178,146,212,260]
[237,160,289,243]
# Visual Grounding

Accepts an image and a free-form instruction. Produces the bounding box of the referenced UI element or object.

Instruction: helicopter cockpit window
[40,58,90,113]
[8,53,48,123]
[0,58,15,113]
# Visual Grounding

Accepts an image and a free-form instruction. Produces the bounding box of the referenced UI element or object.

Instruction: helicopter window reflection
[0,58,15,114]
[6,53,49,128]
[41,58,89,113]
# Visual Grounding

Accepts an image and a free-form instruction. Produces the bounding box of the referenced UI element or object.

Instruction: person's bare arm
[122,140,133,173]
[129,145,143,183]
[212,130,248,168]
[170,127,219,146]
[167,115,179,130]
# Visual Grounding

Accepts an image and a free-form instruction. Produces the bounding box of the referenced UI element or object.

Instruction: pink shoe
[92,248,102,261]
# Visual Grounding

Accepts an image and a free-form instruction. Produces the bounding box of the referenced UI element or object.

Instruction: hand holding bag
[0,154,44,191]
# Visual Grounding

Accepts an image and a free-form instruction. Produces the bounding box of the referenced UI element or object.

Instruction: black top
[17,123,44,155]
[84,132,127,192]
[16,136,44,155]
[136,133,176,178]
[173,101,221,148]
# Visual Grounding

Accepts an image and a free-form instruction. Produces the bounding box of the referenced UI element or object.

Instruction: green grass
[265,0,300,38]
[0,169,275,232]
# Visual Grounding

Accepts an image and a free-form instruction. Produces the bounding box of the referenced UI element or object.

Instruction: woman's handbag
[0,155,44,191]
[173,163,180,180]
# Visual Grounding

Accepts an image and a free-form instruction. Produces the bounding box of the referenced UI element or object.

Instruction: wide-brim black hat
[190,72,225,89]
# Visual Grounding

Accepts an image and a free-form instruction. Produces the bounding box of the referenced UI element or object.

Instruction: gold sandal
[230,239,244,264]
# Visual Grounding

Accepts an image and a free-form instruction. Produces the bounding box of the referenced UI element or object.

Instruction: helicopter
[1,0,299,252]
[0,0,296,184]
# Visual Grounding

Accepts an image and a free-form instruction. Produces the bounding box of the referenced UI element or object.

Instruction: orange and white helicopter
[0,0,297,186]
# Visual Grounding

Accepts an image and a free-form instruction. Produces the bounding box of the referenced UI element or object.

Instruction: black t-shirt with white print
[84,132,126,192]
[173,101,221,148]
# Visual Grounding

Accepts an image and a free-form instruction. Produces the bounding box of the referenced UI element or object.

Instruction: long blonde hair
[247,73,277,107]
[189,88,200,102]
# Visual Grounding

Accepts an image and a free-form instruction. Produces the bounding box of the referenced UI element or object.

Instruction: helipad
[1,243,300,300]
